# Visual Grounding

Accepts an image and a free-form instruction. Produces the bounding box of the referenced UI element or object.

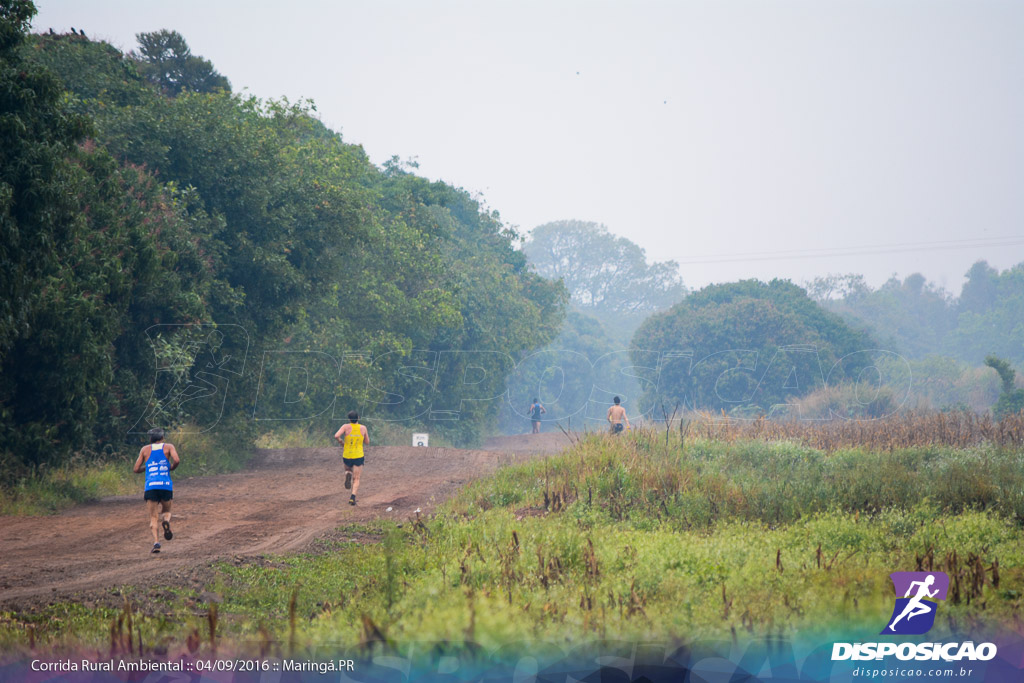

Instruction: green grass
[4,432,1023,658]
[0,459,137,516]
[454,431,1024,528]
[0,425,255,516]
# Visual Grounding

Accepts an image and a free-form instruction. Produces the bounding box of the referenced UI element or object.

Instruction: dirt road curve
[0,433,572,605]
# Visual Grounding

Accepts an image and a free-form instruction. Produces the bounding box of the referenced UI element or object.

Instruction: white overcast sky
[33,0,1024,292]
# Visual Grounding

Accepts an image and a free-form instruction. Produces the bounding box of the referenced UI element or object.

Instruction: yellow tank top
[343,423,364,460]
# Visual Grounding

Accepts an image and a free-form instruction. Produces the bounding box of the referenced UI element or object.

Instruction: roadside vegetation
[3,429,1021,660]
[0,425,251,515]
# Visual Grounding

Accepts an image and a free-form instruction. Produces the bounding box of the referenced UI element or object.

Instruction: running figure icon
[886,574,939,632]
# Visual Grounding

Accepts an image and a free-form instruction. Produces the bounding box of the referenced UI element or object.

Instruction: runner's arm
[362,425,369,445]
[334,424,347,443]
[166,444,180,471]
[132,447,148,473]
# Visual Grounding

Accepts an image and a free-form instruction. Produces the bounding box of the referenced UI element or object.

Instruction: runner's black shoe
[151,543,161,554]
[162,520,173,540]
[349,494,356,506]
[344,472,352,490]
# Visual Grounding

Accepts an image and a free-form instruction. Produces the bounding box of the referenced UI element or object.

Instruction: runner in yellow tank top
[334,410,369,506]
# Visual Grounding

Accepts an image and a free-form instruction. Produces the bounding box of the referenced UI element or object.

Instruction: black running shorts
[343,457,365,467]
[612,423,625,434]
[144,489,173,502]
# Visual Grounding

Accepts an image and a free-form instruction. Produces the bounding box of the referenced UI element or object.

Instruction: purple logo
[881,572,949,635]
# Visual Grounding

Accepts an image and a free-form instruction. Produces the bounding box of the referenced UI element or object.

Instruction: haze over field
[33,0,1024,291]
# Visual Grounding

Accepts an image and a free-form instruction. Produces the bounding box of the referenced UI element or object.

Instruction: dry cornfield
[674,410,1024,452]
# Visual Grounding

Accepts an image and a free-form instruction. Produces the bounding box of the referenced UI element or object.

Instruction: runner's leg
[351,465,362,497]
[147,500,160,545]
[161,500,173,539]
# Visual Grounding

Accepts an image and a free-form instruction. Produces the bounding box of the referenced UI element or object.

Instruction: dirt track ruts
[0,433,572,606]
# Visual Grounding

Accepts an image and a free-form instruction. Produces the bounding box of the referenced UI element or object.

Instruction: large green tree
[632,279,877,415]
[17,23,566,452]
[132,29,229,96]
[949,263,1024,366]
[523,220,686,332]
[1,0,86,359]
[1,2,213,469]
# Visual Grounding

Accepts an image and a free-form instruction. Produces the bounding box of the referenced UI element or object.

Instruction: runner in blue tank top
[133,428,180,554]
[528,398,546,434]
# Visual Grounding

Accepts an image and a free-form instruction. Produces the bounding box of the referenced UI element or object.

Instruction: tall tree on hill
[523,221,686,325]
[959,261,999,315]
[133,29,229,95]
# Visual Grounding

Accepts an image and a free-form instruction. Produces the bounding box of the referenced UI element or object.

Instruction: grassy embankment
[2,428,1022,660]
[0,427,251,516]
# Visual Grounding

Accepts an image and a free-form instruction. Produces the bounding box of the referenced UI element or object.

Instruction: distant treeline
[512,220,1022,423]
[807,264,1024,367]
[0,5,564,475]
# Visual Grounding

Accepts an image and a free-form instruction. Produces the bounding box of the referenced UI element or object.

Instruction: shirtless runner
[607,396,630,434]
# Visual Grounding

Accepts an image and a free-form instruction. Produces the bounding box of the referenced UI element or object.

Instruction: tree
[984,354,1024,419]
[959,261,998,315]
[25,30,154,110]
[132,30,229,95]
[12,19,566,461]
[949,263,1024,366]
[1,2,213,470]
[631,279,877,415]
[805,273,870,304]
[1,0,88,359]
[499,310,635,432]
[523,220,686,319]
[811,272,956,360]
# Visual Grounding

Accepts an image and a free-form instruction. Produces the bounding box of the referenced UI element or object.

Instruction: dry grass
[673,410,1024,452]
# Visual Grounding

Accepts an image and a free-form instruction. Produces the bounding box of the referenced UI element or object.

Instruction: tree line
[1,3,564,475]
[515,220,1021,423]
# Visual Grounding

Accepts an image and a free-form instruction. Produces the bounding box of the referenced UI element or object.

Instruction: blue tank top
[145,443,173,491]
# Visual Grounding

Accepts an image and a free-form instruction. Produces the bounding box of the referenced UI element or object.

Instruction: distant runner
[334,411,369,506]
[132,428,179,554]
[607,396,630,434]
[528,398,546,434]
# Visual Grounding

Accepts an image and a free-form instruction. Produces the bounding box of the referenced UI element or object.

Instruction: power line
[676,236,1024,265]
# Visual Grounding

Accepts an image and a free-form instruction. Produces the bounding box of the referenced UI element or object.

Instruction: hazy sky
[33,0,1024,292]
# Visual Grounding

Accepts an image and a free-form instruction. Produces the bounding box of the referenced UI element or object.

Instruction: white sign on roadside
[413,433,429,447]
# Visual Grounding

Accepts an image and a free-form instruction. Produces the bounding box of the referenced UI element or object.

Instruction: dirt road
[0,433,572,606]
